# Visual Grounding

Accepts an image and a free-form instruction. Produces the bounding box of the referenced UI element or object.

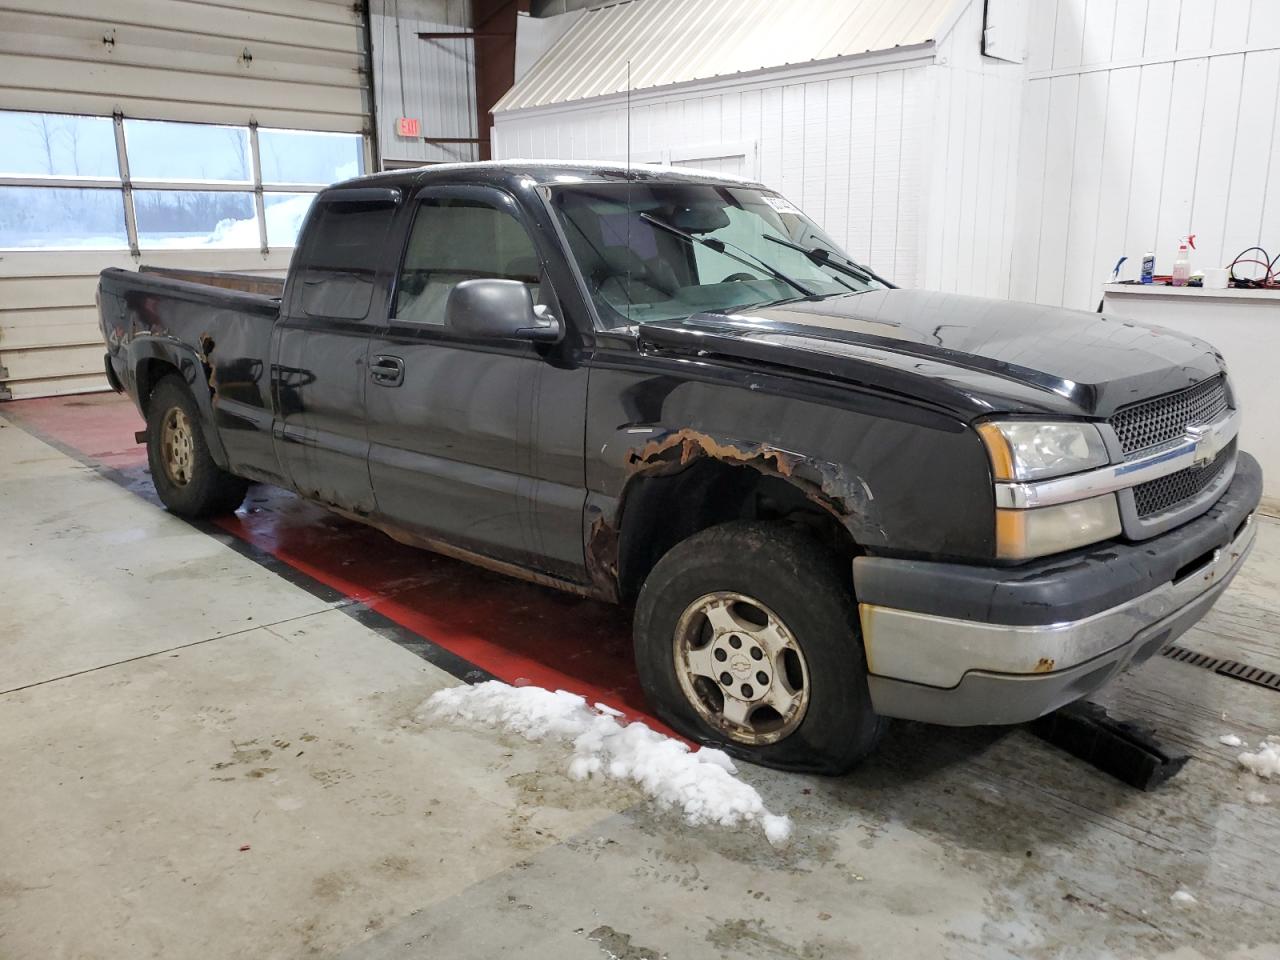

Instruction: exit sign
[396,117,420,138]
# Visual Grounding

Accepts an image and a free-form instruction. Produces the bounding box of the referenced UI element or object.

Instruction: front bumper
[853,452,1262,726]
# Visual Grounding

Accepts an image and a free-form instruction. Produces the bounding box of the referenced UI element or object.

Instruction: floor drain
[1161,644,1280,692]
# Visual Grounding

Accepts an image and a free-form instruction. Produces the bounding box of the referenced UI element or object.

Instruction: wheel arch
[595,428,879,603]
[129,337,231,469]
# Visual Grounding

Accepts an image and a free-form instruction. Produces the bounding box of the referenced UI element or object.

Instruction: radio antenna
[625,57,633,325]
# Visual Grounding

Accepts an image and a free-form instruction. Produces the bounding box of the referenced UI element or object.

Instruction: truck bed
[137,265,286,299]
[98,265,285,486]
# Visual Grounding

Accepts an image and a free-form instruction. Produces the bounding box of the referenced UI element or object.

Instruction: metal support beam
[361,0,382,172]
[113,111,140,258]
[416,30,509,39]
[249,122,268,254]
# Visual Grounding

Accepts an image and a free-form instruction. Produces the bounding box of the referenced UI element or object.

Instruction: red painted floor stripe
[6,393,674,735]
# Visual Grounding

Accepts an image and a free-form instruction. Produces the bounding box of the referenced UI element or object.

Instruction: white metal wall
[491,0,1028,296]
[492,52,937,288]
[0,0,371,400]
[1010,0,1280,310]
[371,0,477,165]
[919,0,1026,298]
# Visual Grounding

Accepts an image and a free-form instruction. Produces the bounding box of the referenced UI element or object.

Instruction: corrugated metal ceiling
[494,0,952,112]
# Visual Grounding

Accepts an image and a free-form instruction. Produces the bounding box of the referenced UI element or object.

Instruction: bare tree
[27,115,56,173]
[64,118,82,176]
[224,128,249,181]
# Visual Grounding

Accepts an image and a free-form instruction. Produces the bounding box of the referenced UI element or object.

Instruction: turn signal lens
[995,494,1122,559]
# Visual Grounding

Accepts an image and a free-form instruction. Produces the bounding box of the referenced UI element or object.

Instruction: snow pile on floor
[1218,733,1245,747]
[1170,889,1198,905]
[420,681,793,846]
[1237,737,1280,779]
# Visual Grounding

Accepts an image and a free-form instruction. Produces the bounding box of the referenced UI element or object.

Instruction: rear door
[273,187,400,514]
[364,183,589,580]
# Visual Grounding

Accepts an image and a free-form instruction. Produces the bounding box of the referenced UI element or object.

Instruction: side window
[295,199,396,320]
[395,197,540,326]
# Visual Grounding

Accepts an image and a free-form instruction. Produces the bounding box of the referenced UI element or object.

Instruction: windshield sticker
[763,194,802,216]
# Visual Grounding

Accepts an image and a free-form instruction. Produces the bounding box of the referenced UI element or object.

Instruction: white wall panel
[1011,0,1280,310]
[1008,78,1050,303]
[493,55,937,287]
[922,0,1026,299]
[371,0,475,165]
[491,0,1277,318]
[1062,71,1107,311]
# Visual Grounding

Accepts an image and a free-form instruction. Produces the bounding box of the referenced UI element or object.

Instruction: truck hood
[635,288,1226,418]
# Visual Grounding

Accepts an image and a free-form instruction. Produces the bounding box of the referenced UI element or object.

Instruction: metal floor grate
[1161,643,1280,692]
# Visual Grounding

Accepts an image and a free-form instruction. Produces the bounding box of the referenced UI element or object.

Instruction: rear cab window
[292,190,400,320]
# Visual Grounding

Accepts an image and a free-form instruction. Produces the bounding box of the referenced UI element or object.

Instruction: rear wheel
[633,520,885,774]
[146,374,248,518]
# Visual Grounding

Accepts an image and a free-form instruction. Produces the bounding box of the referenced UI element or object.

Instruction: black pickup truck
[98,161,1261,773]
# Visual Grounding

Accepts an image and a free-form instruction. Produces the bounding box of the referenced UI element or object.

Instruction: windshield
[549,182,883,327]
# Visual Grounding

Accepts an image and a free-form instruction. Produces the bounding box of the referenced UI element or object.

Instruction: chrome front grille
[1132,440,1236,518]
[1110,376,1229,457]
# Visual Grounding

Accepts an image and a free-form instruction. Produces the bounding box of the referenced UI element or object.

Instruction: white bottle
[1171,234,1195,287]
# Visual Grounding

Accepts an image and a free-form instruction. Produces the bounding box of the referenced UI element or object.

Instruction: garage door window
[1,111,118,178]
[123,120,252,183]
[134,190,259,249]
[263,193,319,248]
[0,111,127,249]
[258,129,363,185]
[0,186,127,249]
[0,109,365,252]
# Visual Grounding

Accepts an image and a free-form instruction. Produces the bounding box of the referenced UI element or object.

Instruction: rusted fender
[623,427,880,530]
[582,427,887,600]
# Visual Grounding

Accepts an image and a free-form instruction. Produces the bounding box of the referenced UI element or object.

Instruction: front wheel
[145,374,249,518]
[633,521,885,774]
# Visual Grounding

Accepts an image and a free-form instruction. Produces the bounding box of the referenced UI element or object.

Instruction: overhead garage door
[0,0,375,400]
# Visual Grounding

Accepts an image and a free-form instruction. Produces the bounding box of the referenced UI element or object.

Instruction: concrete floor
[2,394,1279,960]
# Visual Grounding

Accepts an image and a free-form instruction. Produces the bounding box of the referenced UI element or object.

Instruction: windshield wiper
[638,213,815,298]
[762,234,893,287]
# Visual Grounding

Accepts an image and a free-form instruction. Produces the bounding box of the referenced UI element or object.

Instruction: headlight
[977,420,1108,481]
[995,494,1122,560]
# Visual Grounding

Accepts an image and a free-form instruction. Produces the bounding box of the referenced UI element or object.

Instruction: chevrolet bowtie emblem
[1186,423,1213,466]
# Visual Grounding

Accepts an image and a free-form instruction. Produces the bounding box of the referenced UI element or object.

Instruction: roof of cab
[330,158,767,194]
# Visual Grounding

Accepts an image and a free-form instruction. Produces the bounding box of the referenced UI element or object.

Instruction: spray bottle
[1171,234,1196,287]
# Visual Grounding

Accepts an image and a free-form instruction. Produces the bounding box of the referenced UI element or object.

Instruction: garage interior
[2,1,1279,958]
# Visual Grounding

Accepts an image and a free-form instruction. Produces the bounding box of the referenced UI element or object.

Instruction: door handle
[370,354,405,387]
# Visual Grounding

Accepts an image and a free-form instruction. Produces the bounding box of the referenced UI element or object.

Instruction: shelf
[1102,283,1280,301]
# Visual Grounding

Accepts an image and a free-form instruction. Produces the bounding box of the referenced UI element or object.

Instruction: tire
[633,520,886,774]
[145,374,249,518]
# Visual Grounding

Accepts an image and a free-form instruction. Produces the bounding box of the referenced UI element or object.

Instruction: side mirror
[445,278,562,343]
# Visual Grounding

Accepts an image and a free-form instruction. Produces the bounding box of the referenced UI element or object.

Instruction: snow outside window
[0,110,365,252]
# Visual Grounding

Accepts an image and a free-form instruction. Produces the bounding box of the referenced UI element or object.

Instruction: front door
[364,184,589,581]
[273,188,400,514]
